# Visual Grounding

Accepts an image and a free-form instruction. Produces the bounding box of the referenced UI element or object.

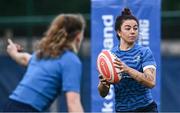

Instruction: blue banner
[91,0,161,112]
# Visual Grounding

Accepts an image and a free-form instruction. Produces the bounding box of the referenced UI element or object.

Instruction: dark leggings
[3,99,39,112]
[116,101,158,113]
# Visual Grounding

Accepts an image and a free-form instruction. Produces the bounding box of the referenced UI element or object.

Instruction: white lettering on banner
[102,85,114,112]
[105,85,114,100]
[101,15,114,112]
[138,19,150,46]
[102,15,114,50]
[102,102,113,112]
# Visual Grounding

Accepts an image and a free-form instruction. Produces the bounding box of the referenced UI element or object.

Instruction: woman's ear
[117,31,121,37]
[74,32,82,43]
[76,35,81,42]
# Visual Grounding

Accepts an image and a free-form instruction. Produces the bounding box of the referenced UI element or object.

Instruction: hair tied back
[121,8,132,16]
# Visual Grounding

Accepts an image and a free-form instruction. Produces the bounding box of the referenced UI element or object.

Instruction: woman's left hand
[113,58,130,73]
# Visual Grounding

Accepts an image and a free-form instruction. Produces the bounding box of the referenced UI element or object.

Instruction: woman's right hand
[98,74,110,88]
[98,74,110,97]
[7,39,18,55]
[6,39,31,66]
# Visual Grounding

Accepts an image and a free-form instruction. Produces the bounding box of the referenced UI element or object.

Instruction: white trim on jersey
[143,65,156,71]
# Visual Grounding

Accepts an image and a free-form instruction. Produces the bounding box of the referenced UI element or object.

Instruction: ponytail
[35,14,85,59]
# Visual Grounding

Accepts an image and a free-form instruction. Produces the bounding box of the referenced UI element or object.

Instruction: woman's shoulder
[135,44,151,52]
[134,45,154,58]
[110,45,119,53]
[62,50,78,58]
[61,50,81,64]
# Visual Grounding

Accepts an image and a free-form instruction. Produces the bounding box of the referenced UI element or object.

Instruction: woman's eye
[125,28,131,30]
[133,27,138,30]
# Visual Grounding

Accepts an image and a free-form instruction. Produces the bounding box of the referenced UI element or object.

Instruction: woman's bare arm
[7,39,31,66]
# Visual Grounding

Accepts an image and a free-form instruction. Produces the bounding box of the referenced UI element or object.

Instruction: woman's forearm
[7,39,31,66]
[9,51,31,66]
[127,67,156,88]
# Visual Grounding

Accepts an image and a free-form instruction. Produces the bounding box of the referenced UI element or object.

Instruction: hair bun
[121,8,132,16]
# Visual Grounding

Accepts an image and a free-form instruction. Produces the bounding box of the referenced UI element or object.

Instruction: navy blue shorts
[116,101,158,113]
[132,101,158,112]
[2,99,39,112]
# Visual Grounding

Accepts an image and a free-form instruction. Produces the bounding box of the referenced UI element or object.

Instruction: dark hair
[35,14,85,59]
[115,8,139,40]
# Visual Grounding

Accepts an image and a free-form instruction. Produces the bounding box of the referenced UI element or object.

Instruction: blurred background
[0,0,91,112]
[0,0,180,112]
[161,0,180,112]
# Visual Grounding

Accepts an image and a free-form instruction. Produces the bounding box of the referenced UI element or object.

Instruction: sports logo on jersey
[133,55,141,63]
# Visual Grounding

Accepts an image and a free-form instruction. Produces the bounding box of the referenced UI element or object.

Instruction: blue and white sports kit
[111,44,156,112]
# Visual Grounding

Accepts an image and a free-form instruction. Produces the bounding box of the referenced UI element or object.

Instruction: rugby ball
[97,50,122,83]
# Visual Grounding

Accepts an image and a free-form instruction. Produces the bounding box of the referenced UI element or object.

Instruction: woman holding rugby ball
[98,8,158,112]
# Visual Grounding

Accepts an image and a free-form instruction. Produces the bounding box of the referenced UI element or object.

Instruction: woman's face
[118,19,138,44]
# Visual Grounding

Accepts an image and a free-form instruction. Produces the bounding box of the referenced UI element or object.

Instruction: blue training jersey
[9,50,82,111]
[111,44,156,111]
